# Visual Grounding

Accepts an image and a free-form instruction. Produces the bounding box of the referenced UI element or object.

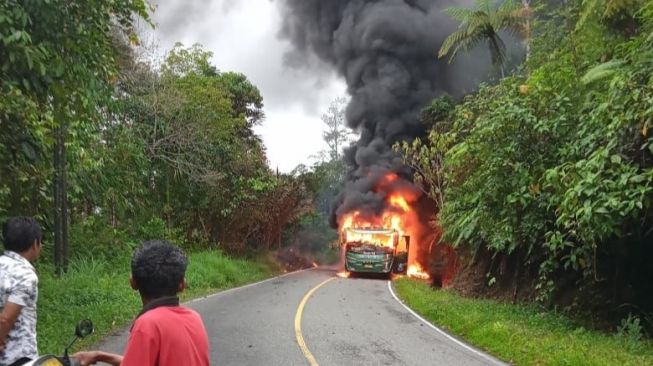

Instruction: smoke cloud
[277,0,487,224]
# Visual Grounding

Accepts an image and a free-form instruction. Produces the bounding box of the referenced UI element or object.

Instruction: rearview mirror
[75,319,94,339]
[65,319,95,357]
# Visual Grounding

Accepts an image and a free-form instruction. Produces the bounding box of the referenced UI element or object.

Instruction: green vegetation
[394,278,653,366]
[0,0,151,272]
[12,0,653,361]
[399,0,653,328]
[37,250,277,354]
[0,1,321,270]
[281,96,350,262]
[1,2,340,355]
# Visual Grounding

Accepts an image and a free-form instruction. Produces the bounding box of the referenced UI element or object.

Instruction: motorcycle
[22,319,94,366]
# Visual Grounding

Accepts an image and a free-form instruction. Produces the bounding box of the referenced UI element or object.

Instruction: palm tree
[438,0,529,76]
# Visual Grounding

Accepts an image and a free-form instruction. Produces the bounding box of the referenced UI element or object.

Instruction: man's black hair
[2,216,42,253]
[131,240,188,298]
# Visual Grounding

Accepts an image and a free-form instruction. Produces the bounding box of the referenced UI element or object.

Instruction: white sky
[147,0,348,172]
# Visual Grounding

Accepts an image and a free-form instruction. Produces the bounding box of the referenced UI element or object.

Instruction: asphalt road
[96,268,507,366]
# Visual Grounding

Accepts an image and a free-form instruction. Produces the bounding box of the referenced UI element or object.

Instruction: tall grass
[182,250,276,300]
[36,250,276,354]
[394,278,653,366]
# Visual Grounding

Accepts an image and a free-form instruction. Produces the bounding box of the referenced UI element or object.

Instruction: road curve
[96,268,507,366]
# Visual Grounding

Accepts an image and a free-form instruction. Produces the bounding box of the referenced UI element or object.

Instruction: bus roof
[345,228,397,235]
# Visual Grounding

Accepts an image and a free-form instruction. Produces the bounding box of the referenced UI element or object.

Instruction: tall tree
[114,43,282,249]
[310,97,353,216]
[438,0,528,74]
[0,0,151,273]
[321,97,351,161]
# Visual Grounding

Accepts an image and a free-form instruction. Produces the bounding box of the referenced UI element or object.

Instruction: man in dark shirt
[74,240,209,366]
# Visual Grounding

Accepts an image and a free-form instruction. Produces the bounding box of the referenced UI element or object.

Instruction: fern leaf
[581,60,625,85]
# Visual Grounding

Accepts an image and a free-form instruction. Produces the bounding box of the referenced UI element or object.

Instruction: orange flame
[407,263,429,280]
[338,173,430,280]
[389,194,410,212]
[337,271,350,278]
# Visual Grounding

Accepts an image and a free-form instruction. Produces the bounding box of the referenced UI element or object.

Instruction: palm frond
[459,32,486,53]
[439,29,470,59]
[449,31,487,64]
[475,0,493,14]
[443,7,477,23]
[466,13,492,33]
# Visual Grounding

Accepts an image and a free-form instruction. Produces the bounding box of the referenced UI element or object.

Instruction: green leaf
[25,49,33,70]
[630,175,646,184]
[610,154,622,164]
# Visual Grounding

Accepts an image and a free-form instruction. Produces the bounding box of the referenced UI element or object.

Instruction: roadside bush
[399,0,653,329]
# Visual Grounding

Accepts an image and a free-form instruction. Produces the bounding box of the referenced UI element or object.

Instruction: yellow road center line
[295,277,336,366]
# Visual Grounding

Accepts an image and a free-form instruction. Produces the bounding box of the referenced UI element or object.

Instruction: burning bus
[337,173,430,279]
[341,227,409,275]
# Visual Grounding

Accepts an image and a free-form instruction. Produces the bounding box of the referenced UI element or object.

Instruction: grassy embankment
[394,278,653,366]
[37,250,279,354]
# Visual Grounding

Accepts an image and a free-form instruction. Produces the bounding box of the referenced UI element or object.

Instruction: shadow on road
[347,272,391,280]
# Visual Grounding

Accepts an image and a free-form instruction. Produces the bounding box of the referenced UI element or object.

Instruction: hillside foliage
[399,0,653,329]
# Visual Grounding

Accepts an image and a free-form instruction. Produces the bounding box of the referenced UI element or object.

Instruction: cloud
[150,0,343,115]
[147,0,348,171]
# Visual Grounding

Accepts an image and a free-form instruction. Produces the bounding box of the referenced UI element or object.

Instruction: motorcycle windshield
[25,356,65,366]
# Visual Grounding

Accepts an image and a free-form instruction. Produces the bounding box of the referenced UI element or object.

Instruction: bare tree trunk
[111,201,117,228]
[512,258,521,303]
[53,125,63,276]
[53,121,69,274]
[62,125,69,271]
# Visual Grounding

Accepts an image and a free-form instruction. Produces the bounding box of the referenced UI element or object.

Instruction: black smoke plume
[278,0,486,226]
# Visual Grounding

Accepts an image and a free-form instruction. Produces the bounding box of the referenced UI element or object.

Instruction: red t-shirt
[121,306,210,366]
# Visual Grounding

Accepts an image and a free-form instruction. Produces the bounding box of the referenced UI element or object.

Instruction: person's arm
[0,302,23,351]
[120,326,158,366]
[1,270,38,352]
[75,319,158,366]
[73,351,123,366]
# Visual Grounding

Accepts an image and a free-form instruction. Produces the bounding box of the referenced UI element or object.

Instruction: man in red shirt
[74,240,209,366]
